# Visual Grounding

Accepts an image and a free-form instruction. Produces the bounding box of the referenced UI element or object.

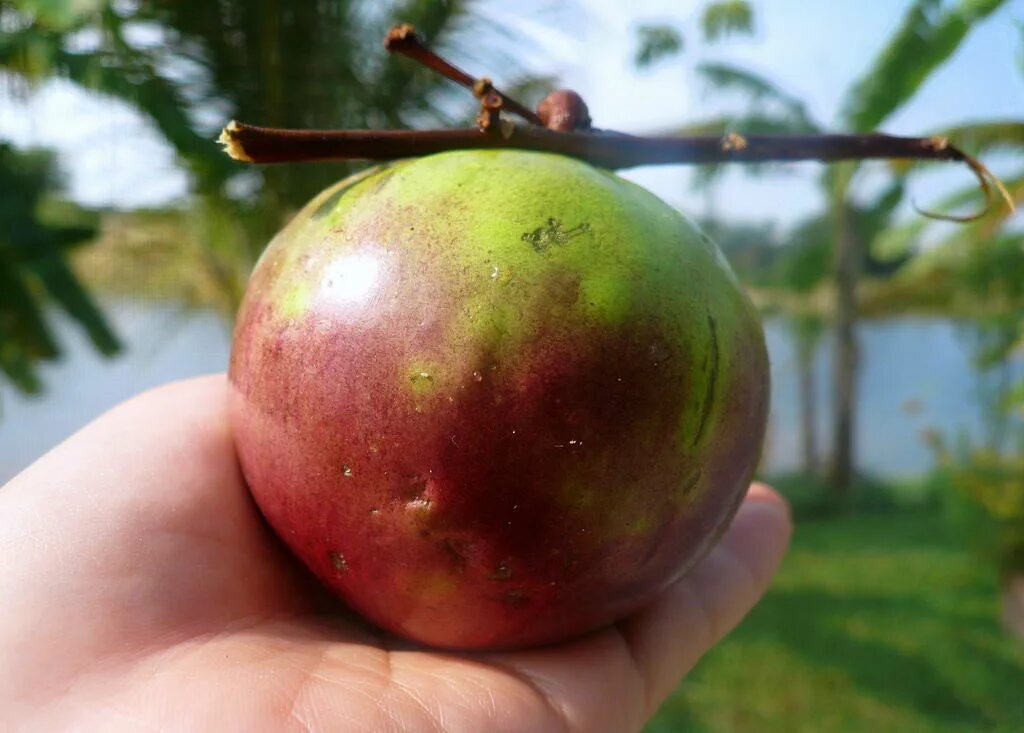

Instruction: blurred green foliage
[634,24,683,69]
[700,0,754,42]
[0,143,118,400]
[936,453,1024,576]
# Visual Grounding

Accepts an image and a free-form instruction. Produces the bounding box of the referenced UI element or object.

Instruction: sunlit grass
[647,509,1024,733]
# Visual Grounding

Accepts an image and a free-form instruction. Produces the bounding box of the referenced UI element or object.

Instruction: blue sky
[1,0,1021,232]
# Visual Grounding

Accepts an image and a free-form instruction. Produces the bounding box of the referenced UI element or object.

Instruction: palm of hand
[0,377,789,732]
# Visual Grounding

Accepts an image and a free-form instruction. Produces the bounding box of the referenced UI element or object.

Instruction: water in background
[0,302,1000,484]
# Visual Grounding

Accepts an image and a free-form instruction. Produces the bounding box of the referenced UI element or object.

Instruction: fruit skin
[228,149,769,650]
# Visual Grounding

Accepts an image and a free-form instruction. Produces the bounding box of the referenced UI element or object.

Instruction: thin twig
[384,24,542,126]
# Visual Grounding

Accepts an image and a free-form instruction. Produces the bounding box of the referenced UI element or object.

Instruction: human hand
[0,375,790,732]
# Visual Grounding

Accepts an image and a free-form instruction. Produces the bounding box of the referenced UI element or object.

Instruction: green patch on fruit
[578,272,633,325]
[311,166,384,221]
[559,479,598,511]
[407,361,443,395]
[278,282,311,320]
[463,297,517,354]
[408,567,460,601]
[622,514,652,537]
[558,472,661,541]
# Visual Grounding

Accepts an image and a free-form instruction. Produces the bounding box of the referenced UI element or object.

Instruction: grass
[645,508,1024,732]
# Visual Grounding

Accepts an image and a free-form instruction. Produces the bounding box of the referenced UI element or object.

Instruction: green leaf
[701,0,754,42]
[775,224,832,292]
[0,333,43,395]
[24,251,120,356]
[0,251,61,360]
[634,24,684,69]
[938,120,1024,156]
[841,0,1009,131]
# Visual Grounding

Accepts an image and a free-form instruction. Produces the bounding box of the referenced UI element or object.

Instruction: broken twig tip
[218,121,253,163]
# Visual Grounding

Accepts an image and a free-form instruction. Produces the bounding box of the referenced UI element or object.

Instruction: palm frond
[701,0,755,42]
[841,0,1010,131]
[634,24,684,69]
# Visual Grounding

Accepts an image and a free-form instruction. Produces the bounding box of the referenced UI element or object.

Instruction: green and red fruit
[228,149,769,649]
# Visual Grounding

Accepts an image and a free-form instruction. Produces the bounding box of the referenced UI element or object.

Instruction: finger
[0,376,311,698]
[617,482,792,715]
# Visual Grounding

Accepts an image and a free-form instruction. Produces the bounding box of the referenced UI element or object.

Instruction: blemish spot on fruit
[504,589,529,607]
[407,497,432,511]
[402,474,433,500]
[488,560,513,581]
[407,363,441,394]
[521,217,592,253]
[624,515,652,536]
[343,464,354,478]
[649,339,671,366]
[440,538,467,569]
[693,315,720,447]
[674,468,704,505]
[403,475,434,511]
[329,550,348,572]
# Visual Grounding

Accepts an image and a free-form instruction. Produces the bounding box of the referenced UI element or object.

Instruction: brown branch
[219,122,1014,221]
[384,24,542,126]
[220,121,972,169]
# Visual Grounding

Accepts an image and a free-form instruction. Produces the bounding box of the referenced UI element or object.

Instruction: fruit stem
[385,24,543,127]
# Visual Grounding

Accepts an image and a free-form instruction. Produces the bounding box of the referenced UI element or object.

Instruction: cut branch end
[218,121,253,163]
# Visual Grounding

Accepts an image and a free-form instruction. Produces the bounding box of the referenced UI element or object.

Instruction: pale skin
[0,376,791,732]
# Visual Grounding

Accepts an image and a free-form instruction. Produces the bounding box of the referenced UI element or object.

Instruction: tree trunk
[830,203,860,497]
[798,335,818,475]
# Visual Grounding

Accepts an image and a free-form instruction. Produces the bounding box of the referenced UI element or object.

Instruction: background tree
[0,143,118,403]
[681,0,1012,495]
